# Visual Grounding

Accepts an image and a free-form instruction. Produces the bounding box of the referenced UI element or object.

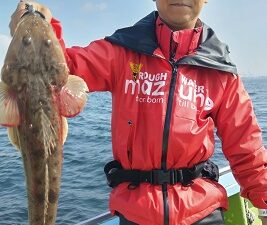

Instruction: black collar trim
[105,11,237,74]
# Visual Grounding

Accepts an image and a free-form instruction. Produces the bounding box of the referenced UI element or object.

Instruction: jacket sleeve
[51,18,118,92]
[213,74,267,209]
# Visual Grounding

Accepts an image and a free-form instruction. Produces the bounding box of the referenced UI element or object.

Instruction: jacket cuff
[248,192,267,208]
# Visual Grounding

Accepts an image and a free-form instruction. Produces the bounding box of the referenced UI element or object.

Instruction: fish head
[1,12,69,93]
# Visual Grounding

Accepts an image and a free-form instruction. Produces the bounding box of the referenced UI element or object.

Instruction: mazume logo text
[178,74,214,111]
[125,71,167,104]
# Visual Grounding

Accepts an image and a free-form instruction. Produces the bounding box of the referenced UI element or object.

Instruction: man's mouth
[170,3,191,8]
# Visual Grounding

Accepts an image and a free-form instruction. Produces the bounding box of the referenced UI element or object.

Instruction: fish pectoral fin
[7,127,21,151]
[62,116,68,144]
[0,81,20,127]
[59,75,89,118]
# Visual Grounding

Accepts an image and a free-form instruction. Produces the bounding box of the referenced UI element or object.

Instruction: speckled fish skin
[1,12,69,225]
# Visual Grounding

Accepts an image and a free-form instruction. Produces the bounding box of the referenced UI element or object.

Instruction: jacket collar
[105,11,237,74]
[155,17,202,61]
[105,11,157,56]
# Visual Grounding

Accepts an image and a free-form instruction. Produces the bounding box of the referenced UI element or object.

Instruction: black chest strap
[104,160,219,188]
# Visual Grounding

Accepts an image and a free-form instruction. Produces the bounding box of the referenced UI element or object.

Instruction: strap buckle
[150,170,174,185]
[150,169,194,186]
[150,169,177,185]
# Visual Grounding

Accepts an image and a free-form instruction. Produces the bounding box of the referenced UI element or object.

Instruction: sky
[0,0,267,76]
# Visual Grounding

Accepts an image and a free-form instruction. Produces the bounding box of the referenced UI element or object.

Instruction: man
[10,0,267,224]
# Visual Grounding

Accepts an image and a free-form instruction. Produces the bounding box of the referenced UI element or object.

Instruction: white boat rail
[75,212,115,225]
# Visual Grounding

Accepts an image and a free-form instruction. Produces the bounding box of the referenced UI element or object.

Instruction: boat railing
[75,211,114,225]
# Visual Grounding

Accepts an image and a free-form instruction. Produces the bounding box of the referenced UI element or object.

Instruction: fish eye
[23,36,32,45]
[45,39,52,47]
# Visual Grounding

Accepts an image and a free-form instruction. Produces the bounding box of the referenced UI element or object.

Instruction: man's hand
[9,0,52,36]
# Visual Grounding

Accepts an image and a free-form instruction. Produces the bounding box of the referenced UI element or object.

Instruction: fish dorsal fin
[59,75,89,118]
[61,116,68,144]
[0,81,20,126]
[7,127,21,151]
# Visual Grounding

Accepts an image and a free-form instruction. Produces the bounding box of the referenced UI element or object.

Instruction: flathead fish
[0,6,88,225]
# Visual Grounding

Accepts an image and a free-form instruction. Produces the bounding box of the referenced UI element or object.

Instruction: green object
[224,193,261,225]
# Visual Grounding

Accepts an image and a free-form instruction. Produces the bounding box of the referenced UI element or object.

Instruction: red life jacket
[52,11,267,225]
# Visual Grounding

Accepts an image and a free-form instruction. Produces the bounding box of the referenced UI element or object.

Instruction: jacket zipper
[127,120,134,166]
[162,62,178,225]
